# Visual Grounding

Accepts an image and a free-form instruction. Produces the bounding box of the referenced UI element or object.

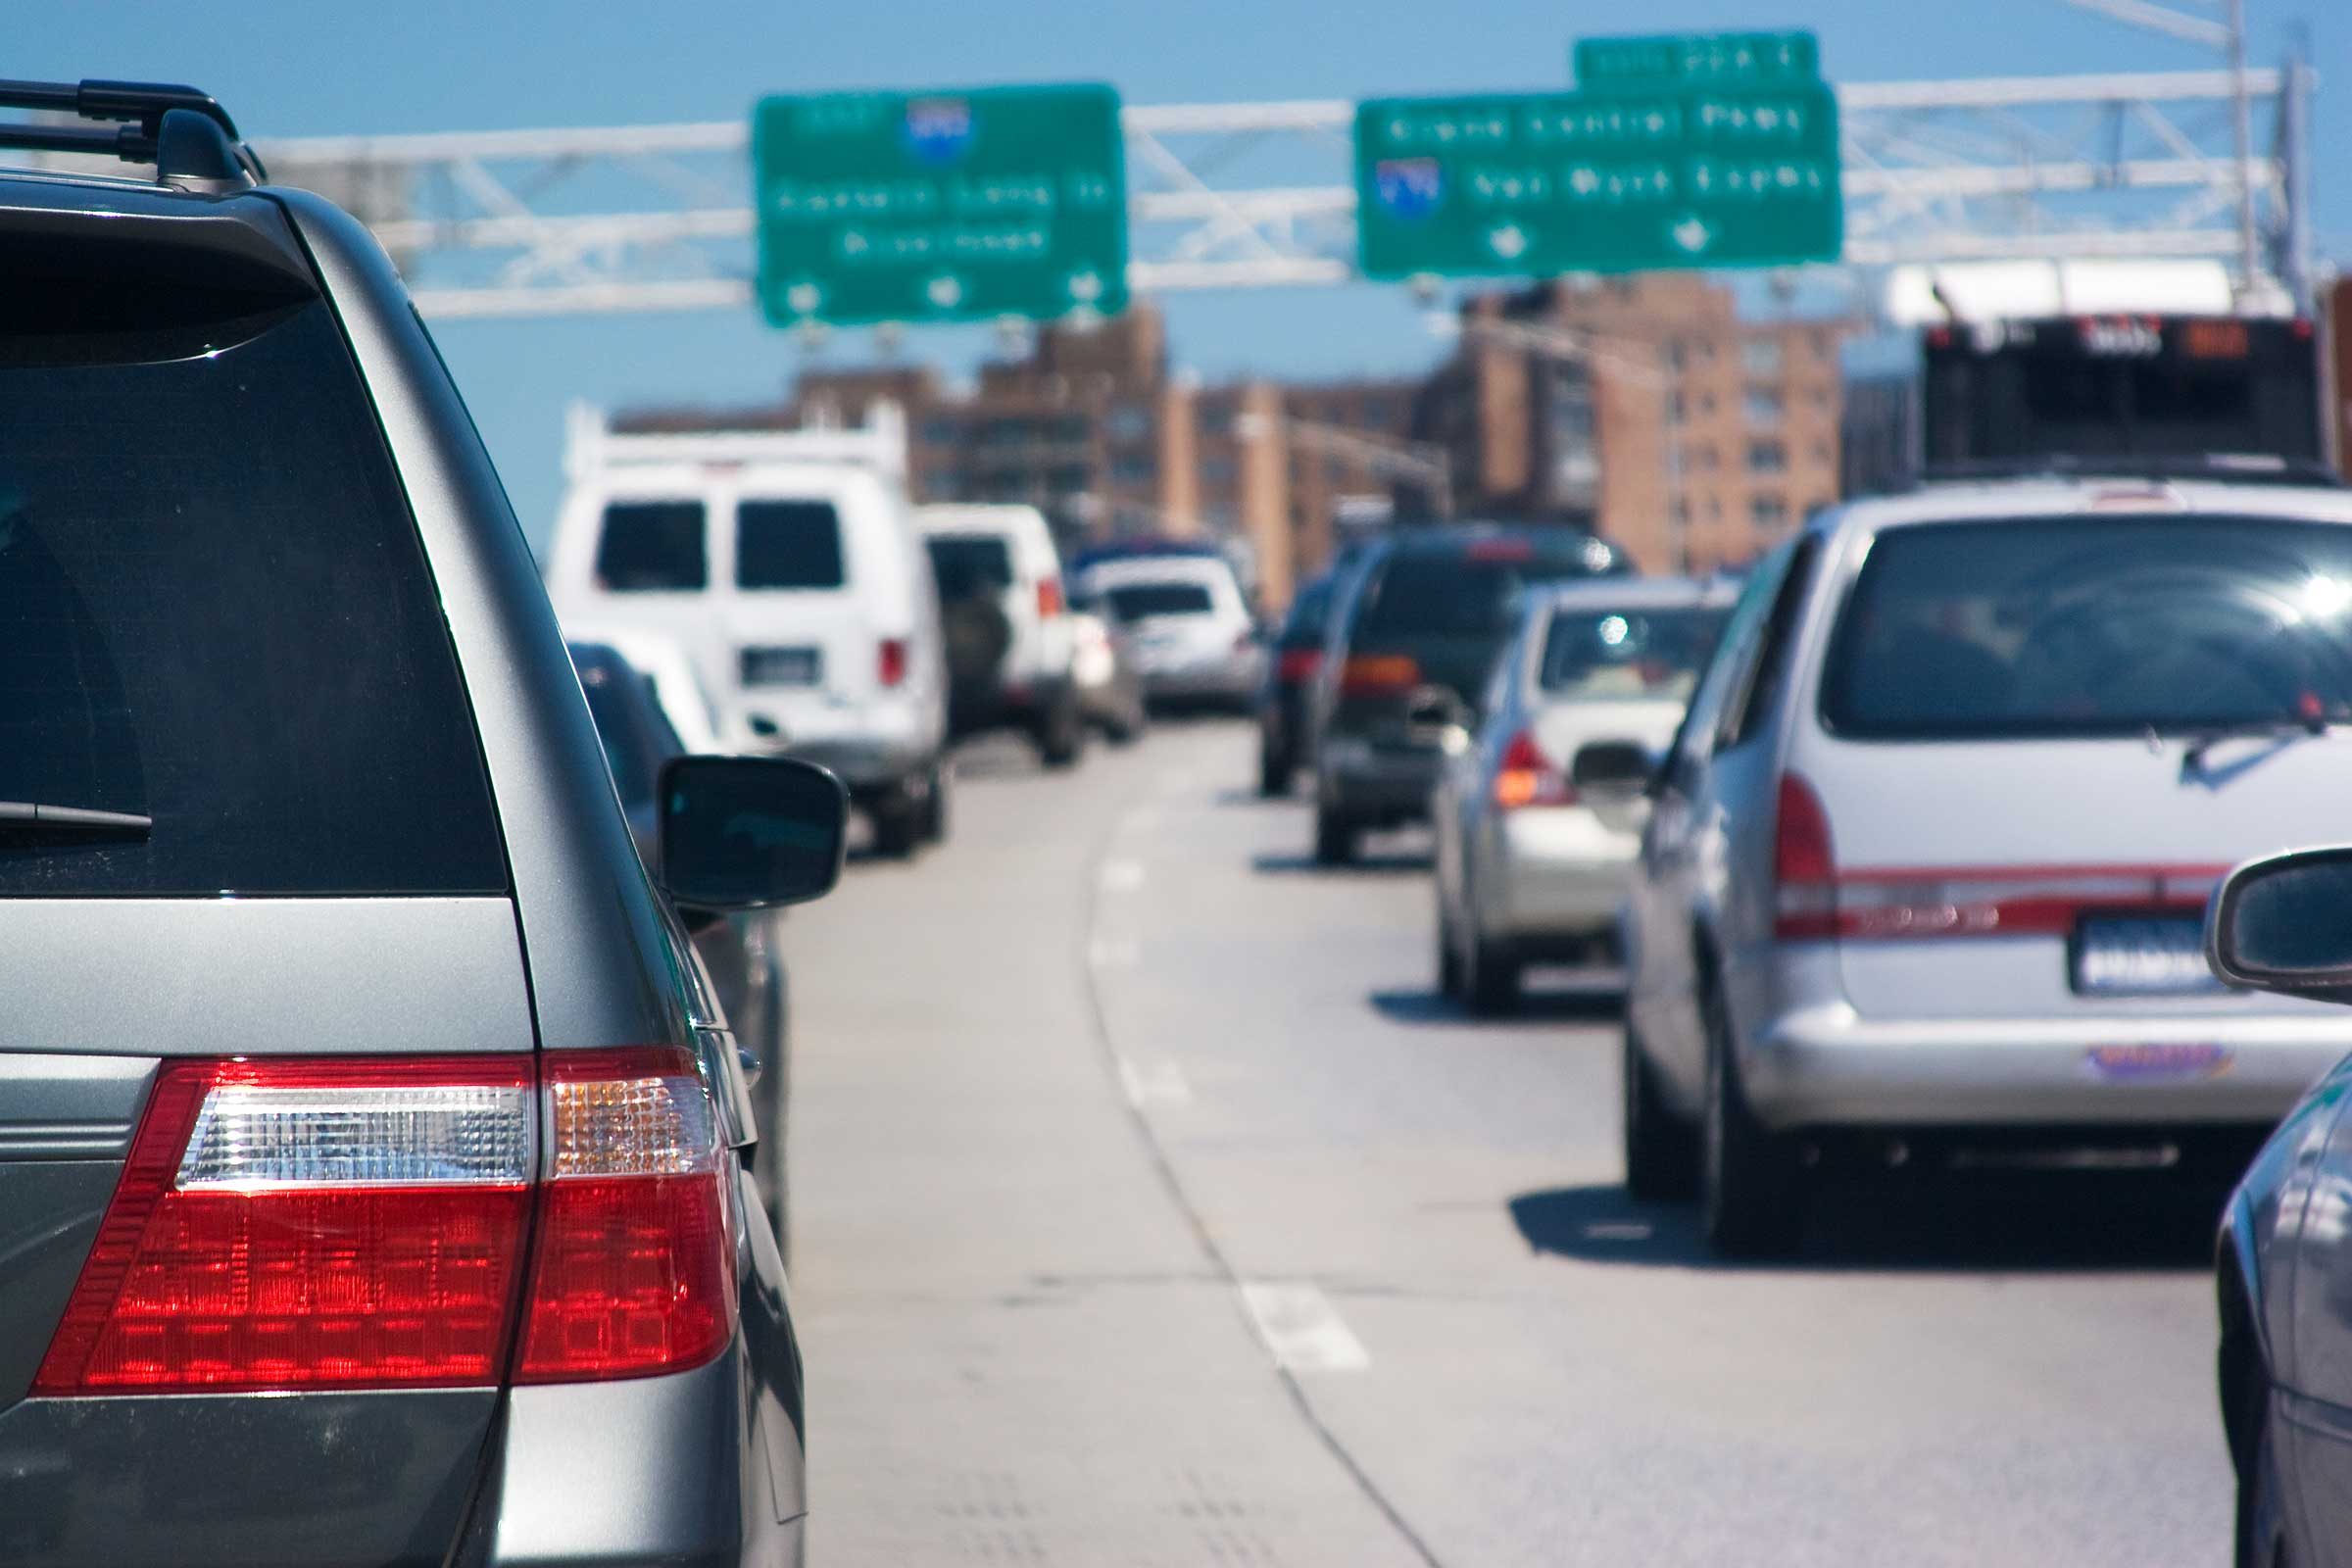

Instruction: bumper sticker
[2083,1043,2234,1083]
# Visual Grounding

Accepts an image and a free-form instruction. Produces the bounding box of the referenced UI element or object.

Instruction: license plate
[740,646,822,688]
[2072,916,2223,997]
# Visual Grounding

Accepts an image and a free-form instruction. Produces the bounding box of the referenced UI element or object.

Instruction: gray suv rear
[0,81,838,1566]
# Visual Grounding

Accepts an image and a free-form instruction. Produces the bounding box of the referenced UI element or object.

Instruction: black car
[1255,572,1337,796]
[1305,526,1626,863]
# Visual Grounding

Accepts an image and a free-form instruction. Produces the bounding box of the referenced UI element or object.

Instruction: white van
[917,504,1085,765]
[545,404,949,856]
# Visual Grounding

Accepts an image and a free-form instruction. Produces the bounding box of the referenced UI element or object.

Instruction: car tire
[870,788,924,859]
[2237,1375,2293,1568]
[1622,1021,1699,1201]
[1258,741,1292,798]
[919,760,951,844]
[1464,930,1522,1017]
[1437,896,1465,999]
[1037,691,1086,769]
[1312,808,1357,866]
[1701,980,1806,1258]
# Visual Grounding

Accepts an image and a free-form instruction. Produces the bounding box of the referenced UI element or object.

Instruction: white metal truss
[255,65,2315,324]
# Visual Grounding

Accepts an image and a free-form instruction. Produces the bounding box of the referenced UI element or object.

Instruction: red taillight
[1037,577,1064,618]
[33,1055,536,1395]
[1772,771,1838,940]
[516,1047,732,1384]
[878,637,908,688]
[1340,654,1420,697]
[35,1046,735,1396]
[1492,729,1573,810]
[1276,648,1322,683]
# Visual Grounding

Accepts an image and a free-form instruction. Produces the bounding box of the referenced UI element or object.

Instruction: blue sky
[24,1,2344,547]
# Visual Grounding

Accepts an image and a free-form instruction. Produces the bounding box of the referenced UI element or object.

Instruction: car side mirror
[659,756,848,911]
[2207,848,2352,999]
[1570,740,1656,798]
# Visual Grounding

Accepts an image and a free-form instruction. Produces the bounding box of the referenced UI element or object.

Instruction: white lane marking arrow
[1239,1282,1369,1372]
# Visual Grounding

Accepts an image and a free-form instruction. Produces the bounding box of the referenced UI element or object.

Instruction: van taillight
[33,1047,734,1396]
[1492,729,1573,810]
[1340,654,1420,697]
[878,638,908,688]
[1772,771,1838,940]
[1276,648,1322,683]
[1037,577,1064,618]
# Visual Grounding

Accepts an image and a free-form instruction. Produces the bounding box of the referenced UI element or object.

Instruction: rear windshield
[1357,546,1607,641]
[928,535,1015,601]
[738,499,845,590]
[0,296,506,896]
[597,501,707,591]
[1541,607,1730,703]
[1823,516,2352,739]
[1278,577,1335,648]
[1106,582,1215,619]
[572,646,682,811]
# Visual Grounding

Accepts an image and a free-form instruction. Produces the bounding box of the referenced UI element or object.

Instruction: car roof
[1533,575,1740,613]
[915,503,1053,540]
[1821,477,2352,539]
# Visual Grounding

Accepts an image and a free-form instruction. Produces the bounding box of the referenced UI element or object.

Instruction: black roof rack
[0,78,264,187]
[1915,454,2347,491]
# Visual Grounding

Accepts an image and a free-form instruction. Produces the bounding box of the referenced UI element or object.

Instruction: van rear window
[1822,516,2352,738]
[0,297,506,896]
[738,500,845,590]
[597,502,707,591]
[927,535,1014,601]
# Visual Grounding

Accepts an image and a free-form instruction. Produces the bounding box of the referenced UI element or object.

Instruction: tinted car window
[571,645,682,810]
[597,501,707,591]
[0,297,506,896]
[1354,539,1616,642]
[1278,576,1335,648]
[928,535,1015,601]
[1106,582,1214,618]
[1822,516,2352,738]
[1541,607,1730,704]
[738,499,846,590]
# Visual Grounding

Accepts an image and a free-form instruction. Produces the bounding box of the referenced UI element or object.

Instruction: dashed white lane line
[1238,1282,1370,1372]
[1118,1055,1194,1107]
[1089,936,1141,968]
[1098,858,1147,892]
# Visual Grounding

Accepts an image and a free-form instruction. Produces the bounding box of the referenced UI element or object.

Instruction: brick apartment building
[1424,274,1851,573]
[614,282,1848,606]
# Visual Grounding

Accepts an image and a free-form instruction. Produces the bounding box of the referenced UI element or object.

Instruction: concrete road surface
[782,719,2233,1566]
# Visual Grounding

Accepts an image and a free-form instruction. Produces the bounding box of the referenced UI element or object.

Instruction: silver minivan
[1621,474,2352,1256]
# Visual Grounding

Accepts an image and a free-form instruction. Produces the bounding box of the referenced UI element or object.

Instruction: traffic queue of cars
[1258,462,2352,1564]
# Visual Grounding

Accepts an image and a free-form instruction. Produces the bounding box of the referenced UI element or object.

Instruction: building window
[1202,456,1236,485]
[1743,388,1784,429]
[1665,341,1686,372]
[1106,404,1152,442]
[1741,338,1784,378]
[1747,439,1788,473]
[1200,406,1235,437]
[919,417,960,446]
[1753,494,1789,529]
[1668,391,1687,421]
[1688,445,1718,472]
[1111,454,1154,485]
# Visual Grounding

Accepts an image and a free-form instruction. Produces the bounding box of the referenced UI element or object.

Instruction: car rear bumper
[1480,809,1639,939]
[1320,741,1441,820]
[1136,658,1256,702]
[1743,1003,2349,1129]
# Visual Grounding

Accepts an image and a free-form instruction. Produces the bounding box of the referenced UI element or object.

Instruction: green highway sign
[1575,30,1821,93]
[1353,75,1842,279]
[753,84,1128,328]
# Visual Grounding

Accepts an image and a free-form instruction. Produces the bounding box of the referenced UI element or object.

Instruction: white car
[1435,577,1736,1013]
[545,407,949,856]
[1621,471,2352,1256]
[1076,552,1261,710]
[918,503,1086,765]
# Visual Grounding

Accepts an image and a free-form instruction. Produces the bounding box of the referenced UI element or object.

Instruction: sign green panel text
[754,84,1128,327]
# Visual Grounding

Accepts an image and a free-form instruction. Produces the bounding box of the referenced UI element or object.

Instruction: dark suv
[1306,526,1624,862]
[0,81,843,1567]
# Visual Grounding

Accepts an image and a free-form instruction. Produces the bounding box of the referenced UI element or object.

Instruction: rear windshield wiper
[0,801,152,835]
